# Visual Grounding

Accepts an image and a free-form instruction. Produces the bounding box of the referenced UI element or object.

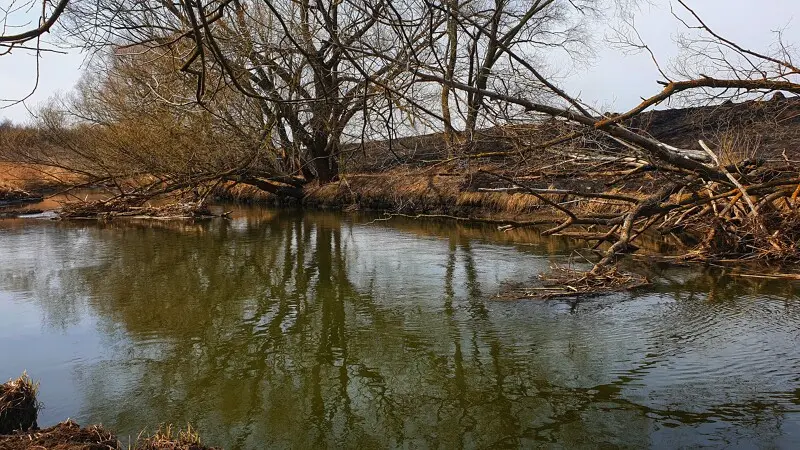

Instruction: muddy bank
[0,421,217,450]
[0,421,118,450]
[59,198,225,220]
[0,375,218,450]
[0,187,42,208]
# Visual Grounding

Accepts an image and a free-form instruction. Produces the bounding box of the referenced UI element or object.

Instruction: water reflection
[0,210,799,448]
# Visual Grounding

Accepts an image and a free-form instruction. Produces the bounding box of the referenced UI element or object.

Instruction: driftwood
[59,198,225,220]
[0,187,42,206]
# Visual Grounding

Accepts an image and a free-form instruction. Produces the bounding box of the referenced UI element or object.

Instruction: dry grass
[0,418,218,450]
[308,170,463,212]
[0,162,84,193]
[0,420,118,450]
[135,424,217,450]
[304,167,643,222]
[0,373,39,435]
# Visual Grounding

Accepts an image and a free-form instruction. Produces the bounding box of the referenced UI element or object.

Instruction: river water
[0,207,799,448]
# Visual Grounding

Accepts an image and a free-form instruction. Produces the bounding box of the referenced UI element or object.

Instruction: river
[1,207,799,448]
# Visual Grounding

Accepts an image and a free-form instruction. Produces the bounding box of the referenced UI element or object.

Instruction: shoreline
[0,375,217,450]
[3,157,800,277]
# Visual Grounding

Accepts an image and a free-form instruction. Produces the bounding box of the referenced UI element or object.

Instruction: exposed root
[0,374,39,434]
[496,265,649,300]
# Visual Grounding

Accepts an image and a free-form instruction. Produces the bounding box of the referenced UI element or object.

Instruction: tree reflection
[1,211,798,448]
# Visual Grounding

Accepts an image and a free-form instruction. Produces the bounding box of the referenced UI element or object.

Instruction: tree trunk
[441,0,459,151]
[309,134,339,183]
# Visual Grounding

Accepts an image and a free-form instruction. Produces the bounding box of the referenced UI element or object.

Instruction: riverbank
[0,421,215,450]
[0,162,83,206]
[4,98,800,272]
[4,151,798,273]
[0,375,217,450]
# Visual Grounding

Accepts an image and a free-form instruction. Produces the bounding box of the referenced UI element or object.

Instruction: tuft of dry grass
[135,424,217,450]
[212,181,276,203]
[0,373,40,435]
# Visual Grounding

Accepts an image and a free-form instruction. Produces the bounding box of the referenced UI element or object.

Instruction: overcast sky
[0,0,796,123]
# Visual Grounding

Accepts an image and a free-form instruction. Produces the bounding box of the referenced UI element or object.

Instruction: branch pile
[59,198,220,220]
[497,265,649,300]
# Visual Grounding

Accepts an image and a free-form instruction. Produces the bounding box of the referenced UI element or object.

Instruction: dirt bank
[0,375,218,450]
[0,421,218,450]
[0,421,117,450]
[0,187,42,206]
[0,163,84,207]
[5,98,800,270]
[301,165,643,220]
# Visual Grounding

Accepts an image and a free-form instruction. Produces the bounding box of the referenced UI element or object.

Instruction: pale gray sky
[0,0,796,123]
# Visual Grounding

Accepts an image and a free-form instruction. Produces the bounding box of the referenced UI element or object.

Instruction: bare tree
[1,0,73,108]
[0,0,69,52]
[411,0,800,271]
[65,0,445,183]
[10,0,799,272]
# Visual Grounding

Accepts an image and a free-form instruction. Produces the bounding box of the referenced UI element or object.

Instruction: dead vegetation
[309,98,800,271]
[0,375,38,435]
[59,199,223,220]
[496,265,649,300]
[0,421,218,450]
[0,421,119,450]
[136,424,216,450]
[0,374,218,450]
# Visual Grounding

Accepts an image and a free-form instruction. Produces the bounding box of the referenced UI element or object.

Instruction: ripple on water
[600,292,800,418]
[1,215,800,448]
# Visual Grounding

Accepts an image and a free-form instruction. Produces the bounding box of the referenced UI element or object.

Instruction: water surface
[1,208,799,448]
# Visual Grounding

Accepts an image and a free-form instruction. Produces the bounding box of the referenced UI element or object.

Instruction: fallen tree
[5,0,800,287]
[400,0,800,276]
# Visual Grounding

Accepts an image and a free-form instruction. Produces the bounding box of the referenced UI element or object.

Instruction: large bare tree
[65,0,444,183]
